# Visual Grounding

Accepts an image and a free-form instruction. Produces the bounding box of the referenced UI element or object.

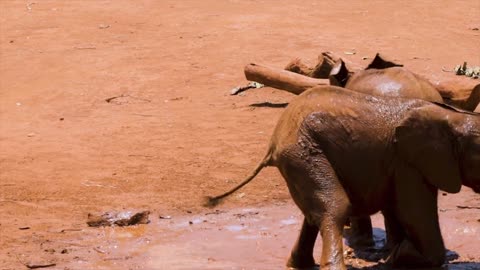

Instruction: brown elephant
[207,86,480,269]
[283,53,479,112]
[328,58,445,246]
[329,57,443,103]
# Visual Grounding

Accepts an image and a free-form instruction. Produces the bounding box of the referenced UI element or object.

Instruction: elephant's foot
[286,253,317,270]
[345,231,375,248]
[344,216,374,248]
[386,239,445,268]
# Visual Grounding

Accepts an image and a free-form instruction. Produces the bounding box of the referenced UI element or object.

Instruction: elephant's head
[329,53,403,87]
[395,103,480,193]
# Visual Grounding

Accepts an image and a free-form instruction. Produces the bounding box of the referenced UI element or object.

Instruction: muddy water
[62,196,479,270]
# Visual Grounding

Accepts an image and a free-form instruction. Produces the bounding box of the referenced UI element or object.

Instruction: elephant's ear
[329,59,350,87]
[394,111,462,193]
[366,53,403,70]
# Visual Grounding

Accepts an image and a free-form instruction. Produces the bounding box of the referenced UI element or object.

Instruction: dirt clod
[87,211,150,227]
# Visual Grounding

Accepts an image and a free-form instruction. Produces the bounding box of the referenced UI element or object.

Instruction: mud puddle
[58,201,479,270]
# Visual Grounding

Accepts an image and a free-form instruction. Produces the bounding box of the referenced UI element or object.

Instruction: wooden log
[433,78,480,111]
[321,51,363,72]
[284,52,362,79]
[244,63,329,95]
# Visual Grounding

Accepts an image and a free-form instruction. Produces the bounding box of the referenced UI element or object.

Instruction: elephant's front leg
[287,218,319,269]
[389,168,446,267]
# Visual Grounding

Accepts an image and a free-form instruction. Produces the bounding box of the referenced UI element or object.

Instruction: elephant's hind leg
[287,218,319,269]
[280,150,351,270]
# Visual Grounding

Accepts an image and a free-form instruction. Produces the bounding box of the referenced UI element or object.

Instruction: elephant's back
[269,86,426,163]
[345,67,443,103]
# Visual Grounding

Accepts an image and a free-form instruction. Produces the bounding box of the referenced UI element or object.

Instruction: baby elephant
[206,86,480,270]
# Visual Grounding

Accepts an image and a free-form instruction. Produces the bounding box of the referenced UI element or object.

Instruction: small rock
[87,211,150,227]
[159,215,172,220]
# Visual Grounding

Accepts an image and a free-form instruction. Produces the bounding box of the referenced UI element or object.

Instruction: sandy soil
[0,1,479,269]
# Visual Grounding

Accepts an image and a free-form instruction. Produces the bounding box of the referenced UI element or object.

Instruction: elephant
[206,86,480,269]
[256,55,478,247]
[328,57,445,246]
[329,56,444,103]
[284,53,479,112]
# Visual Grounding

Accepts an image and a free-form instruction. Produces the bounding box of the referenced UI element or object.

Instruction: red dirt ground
[1,1,479,269]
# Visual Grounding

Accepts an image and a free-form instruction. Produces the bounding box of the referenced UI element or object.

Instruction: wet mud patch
[55,201,479,269]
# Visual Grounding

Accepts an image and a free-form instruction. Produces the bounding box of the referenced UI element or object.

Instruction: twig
[105,94,126,103]
[93,247,106,254]
[456,205,480,210]
[59,228,82,233]
[105,94,151,103]
[74,45,96,50]
[442,66,453,72]
[15,254,56,269]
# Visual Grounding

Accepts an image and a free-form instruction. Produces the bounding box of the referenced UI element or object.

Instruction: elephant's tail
[203,150,273,208]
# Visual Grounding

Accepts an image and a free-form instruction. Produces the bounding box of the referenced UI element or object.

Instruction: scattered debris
[105,94,151,104]
[205,209,226,216]
[59,228,82,233]
[26,2,35,11]
[15,254,56,269]
[81,180,117,188]
[98,24,110,29]
[233,211,259,218]
[249,102,288,108]
[454,62,480,78]
[93,247,106,254]
[87,211,150,227]
[344,51,356,55]
[456,205,480,210]
[230,82,264,95]
[159,215,172,220]
[74,45,96,50]
[442,66,453,72]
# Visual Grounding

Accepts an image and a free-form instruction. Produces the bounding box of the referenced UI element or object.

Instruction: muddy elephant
[281,53,480,111]
[207,86,480,269]
[329,56,443,103]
